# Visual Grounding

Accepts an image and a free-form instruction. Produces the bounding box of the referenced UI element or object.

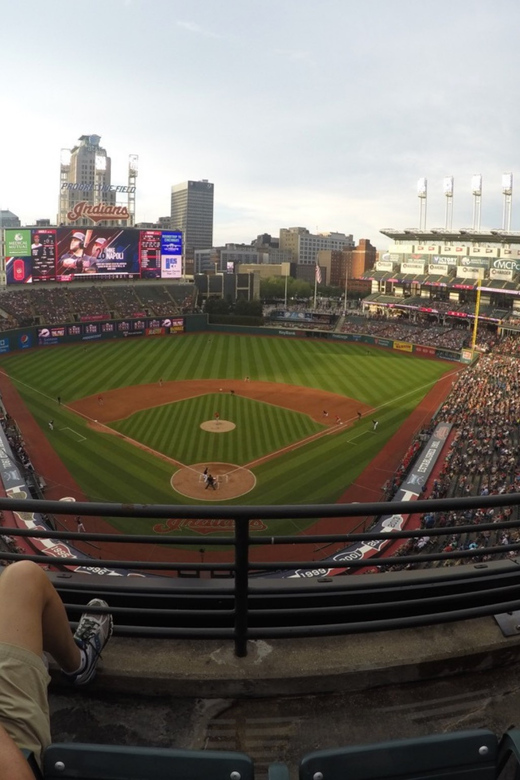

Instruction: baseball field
[0,333,456,537]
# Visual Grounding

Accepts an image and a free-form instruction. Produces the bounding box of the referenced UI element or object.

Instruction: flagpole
[313,270,318,309]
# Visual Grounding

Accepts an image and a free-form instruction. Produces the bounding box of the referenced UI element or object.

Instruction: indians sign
[67,201,130,223]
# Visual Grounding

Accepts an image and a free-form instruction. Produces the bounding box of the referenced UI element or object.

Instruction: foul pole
[471,278,482,358]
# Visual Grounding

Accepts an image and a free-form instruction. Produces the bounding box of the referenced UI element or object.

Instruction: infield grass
[0,333,456,535]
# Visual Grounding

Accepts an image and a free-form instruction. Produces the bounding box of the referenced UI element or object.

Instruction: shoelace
[76,615,104,644]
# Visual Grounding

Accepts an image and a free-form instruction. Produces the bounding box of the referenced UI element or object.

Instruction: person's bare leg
[0,561,81,673]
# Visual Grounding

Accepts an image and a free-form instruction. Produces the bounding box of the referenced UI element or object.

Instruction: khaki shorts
[0,642,51,767]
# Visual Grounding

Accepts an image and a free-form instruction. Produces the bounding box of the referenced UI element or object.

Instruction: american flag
[315,263,322,284]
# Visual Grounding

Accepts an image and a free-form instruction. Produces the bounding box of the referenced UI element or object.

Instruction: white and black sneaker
[66,598,113,686]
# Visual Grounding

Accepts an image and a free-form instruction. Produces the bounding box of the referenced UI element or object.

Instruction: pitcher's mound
[200,420,236,433]
[172,462,255,500]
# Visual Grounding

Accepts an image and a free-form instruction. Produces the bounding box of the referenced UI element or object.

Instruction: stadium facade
[360,228,520,329]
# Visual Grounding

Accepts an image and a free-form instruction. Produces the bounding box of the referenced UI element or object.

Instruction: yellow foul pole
[471,277,482,358]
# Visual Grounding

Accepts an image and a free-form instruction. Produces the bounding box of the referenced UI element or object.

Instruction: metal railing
[2,493,520,656]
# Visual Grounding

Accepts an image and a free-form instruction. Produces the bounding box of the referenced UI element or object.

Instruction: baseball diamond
[0,332,457,561]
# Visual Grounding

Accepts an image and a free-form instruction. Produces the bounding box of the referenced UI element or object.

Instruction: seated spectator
[0,560,113,773]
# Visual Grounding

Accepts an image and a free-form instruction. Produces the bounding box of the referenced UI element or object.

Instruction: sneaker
[67,598,113,686]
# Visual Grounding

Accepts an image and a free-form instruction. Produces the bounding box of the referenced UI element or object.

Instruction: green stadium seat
[298,729,520,780]
[42,744,255,780]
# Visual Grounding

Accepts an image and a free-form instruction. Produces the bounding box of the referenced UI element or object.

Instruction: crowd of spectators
[375,338,520,571]
[30,288,73,324]
[0,283,196,327]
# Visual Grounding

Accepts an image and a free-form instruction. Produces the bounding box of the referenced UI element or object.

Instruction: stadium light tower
[417,178,427,230]
[471,174,482,231]
[443,176,454,230]
[128,154,139,227]
[502,172,513,232]
[59,148,72,225]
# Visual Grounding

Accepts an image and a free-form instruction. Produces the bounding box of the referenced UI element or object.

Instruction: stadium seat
[298,729,520,780]
[42,744,256,779]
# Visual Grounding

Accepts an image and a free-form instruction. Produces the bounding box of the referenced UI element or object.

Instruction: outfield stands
[0,283,197,326]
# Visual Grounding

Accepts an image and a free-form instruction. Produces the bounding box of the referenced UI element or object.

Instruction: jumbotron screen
[4,228,182,284]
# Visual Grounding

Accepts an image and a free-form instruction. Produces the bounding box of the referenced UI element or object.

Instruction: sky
[2,0,520,249]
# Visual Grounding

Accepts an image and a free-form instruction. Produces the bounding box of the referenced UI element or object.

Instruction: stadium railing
[2,493,520,657]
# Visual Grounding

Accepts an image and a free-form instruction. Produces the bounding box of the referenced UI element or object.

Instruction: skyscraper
[170,180,214,258]
[59,135,131,227]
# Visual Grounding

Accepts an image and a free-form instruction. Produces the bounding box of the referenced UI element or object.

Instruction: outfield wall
[0,315,465,363]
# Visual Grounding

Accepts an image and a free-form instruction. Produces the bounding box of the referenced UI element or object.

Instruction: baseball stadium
[3,225,520,775]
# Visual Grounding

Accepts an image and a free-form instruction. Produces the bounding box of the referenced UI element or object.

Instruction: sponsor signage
[267,423,452,578]
[459,256,489,269]
[61,183,136,193]
[5,230,31,256]
[490,268,514,281]
[500,248,520,257]
[428,264,448,275]
[401,262,425,273]
[470,246,498,258]
[412,245,439,255]
[442,245,468,256]
[393,341,413,352]
[493,257,520,273]
[431,255,458,266]
[456,266,482,279]
[375,260,394,271]
[37,317,184,343]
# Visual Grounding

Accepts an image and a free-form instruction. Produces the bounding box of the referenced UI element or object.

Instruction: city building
[0,210,21,229]
[279,227,354,270]
[194,245,259,274]
[320,238,377,287]
[59,135,135,227]
[170,180,214,260]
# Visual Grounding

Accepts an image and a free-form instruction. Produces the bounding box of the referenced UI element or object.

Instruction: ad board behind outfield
[4,227,182,283]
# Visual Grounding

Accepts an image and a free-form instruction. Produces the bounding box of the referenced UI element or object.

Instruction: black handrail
[2,493,520,655]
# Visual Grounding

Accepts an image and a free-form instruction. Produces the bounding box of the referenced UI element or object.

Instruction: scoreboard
[4,227,183,284]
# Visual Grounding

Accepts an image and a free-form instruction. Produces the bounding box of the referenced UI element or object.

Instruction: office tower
[59,135,129,227]
[170,180,214,257]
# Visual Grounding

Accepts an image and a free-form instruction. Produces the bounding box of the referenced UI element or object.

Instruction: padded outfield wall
[0,314,466,362]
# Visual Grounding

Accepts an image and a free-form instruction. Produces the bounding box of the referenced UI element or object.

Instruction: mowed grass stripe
[1,334,456,522]
[110,394,322,466]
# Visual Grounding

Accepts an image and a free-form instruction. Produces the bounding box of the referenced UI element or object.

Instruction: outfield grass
[0,334,455,535]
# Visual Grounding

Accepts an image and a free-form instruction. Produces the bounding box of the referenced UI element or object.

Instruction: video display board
[4,228,182,284]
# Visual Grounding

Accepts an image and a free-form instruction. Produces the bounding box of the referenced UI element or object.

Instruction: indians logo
[153,518,268,535]
[67,201,130,223]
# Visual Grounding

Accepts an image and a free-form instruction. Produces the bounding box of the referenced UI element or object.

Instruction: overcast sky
[2,0,520,248]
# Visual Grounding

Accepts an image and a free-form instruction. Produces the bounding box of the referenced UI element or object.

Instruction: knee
[1,560,46,591]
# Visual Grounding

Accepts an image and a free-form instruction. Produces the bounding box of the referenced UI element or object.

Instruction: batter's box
[60,427,86,443]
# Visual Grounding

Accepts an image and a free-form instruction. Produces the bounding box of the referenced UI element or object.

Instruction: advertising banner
[456,266,482,279]
[492,257,520,273]
[394,341,413,352]
[266,423,452,578]
[490,268,514,281]
[5,230,31,256]
[432,255,458,266]
[500,248,520,257]
[401,262,425,273]
[36,317,184,344]
[428,264,448,275]
[375,260,394,271]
